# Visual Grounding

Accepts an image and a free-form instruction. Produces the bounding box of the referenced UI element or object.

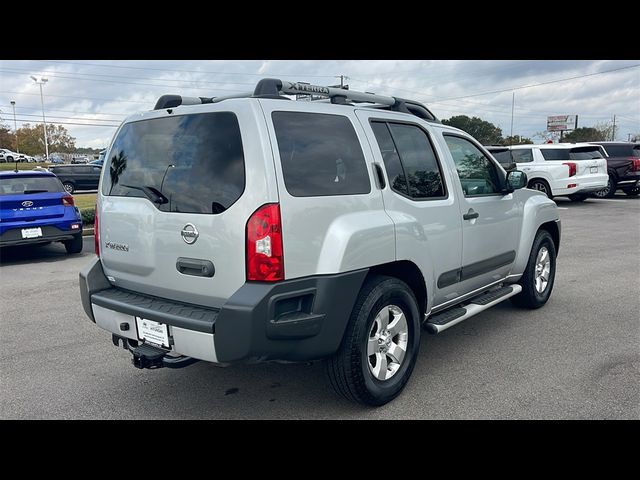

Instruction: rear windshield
[0,175,64,195]
[487,149,512,164]
[103,112,245,214]
[601,144,640,157]
[541,147,604,161]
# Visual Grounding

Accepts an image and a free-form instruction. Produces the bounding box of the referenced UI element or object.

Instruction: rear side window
[0,175,64,195]
[370,121,446,199]
[103,112,245,214]
[272,112,371,197]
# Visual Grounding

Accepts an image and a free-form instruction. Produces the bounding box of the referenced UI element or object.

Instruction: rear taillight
[94,206,100,257]
[246,203,284,282]
[631,158,640,172]
[62,195,74,207]
[563,162,577,177]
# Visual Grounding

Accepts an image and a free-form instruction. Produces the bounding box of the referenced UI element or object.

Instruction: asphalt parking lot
[1,195,638,419]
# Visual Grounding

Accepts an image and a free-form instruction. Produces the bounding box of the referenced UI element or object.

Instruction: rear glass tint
[601,144,638,157]
[0,175,64,195]
[272,111,371,197]
[103,112,245,214]
[488,149,512,164]
[542,147,604,161]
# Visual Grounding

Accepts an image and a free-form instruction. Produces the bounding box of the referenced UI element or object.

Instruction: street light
[10,100,19,153]
[30,76,49,160]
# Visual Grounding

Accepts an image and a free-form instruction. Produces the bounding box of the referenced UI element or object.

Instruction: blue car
[0,170,84,253]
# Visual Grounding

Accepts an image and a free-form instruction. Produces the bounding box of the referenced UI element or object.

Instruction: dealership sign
[547,115,578,131]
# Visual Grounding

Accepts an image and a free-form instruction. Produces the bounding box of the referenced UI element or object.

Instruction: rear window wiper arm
[121,184,169,205]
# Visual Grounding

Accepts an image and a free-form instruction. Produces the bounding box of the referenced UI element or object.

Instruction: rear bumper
[554,174,608,196]
[79,257,368,364]
[0,224,81,247]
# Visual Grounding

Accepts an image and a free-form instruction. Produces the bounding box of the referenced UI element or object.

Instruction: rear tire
[592,175,616,198]
[568,193,588,202]
[528,179,553,199]
[511,229,556,309]
[623,186,639,197]
[62,182,75,194]
[326,275,421,406]
[64,233,83,254]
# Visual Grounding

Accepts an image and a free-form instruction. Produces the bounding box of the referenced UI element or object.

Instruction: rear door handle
[463,209,479,220]
[176,257,215,277]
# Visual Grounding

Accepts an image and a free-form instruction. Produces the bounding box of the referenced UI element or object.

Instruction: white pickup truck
[486,143,608,201]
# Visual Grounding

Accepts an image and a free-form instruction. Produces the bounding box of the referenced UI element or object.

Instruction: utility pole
[509,92,515,143]
[335,75,348,89]
[628,133,632,142]
[612,115,616,141]
[30,76,49,160]
[10,101,19,153]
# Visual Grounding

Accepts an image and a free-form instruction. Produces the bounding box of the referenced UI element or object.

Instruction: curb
[82,227,95,236]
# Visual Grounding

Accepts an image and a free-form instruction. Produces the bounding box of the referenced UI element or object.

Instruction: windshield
[0,175,64,195]
[103,112,245,214]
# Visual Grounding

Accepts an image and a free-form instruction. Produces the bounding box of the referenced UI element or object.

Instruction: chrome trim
[430,278,507,315]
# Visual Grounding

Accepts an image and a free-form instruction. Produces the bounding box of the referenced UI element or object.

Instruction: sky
[0,60,639,150]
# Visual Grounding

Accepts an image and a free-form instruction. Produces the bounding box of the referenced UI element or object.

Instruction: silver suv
[79,79,561,406]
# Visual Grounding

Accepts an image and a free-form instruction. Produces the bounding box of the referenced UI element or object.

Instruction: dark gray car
[49,164,102,193]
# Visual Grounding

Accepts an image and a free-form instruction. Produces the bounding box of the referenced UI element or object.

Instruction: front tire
[326,275,421,406]
[623,186,639,197]
[511,229,557,309]
[64,233,83,254]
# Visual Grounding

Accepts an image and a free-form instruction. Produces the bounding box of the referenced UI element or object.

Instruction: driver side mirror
[505,170,527,193]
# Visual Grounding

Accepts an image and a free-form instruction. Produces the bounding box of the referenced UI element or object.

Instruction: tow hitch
[112,334,199,370]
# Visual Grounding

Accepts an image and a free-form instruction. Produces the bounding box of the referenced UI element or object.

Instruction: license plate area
[590,166,598,173]
[21,227,42,239]
[135,317,170,348]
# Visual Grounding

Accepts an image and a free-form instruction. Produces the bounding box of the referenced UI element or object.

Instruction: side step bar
[424,284,522,334]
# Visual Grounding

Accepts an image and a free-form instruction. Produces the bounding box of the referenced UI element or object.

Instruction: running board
[424,285,522,334]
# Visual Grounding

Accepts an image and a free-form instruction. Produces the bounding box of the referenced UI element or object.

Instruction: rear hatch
[541,146,607,176]
[0,174,66,223]
[99,106,273,308]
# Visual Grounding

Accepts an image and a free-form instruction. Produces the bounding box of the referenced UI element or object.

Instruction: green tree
[563,126,609,142]
[441,115,503,145]
[15,123,76,156]
[501,135,533,145]
[0,123,16,150]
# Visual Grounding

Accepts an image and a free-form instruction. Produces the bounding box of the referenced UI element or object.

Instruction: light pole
[10,100,19,153]
[30,76,49,160]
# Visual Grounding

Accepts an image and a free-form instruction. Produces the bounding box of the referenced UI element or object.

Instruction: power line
[0,104,127,118]
[11,117,120,127]
[8,112,121,124]
[0,90,151,104]
[38,60,337,78]
[431,64,640,102]
[0,68,250,93]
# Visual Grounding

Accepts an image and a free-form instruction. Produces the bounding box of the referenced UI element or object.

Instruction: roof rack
[153,78,439,122]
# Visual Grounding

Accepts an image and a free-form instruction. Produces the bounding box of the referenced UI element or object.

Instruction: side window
[272,112,371,197]
[511,149,533,163]
[370,122,408,195]
[444,135,502,197]
[540,149,566,161]
[370,121,446,199]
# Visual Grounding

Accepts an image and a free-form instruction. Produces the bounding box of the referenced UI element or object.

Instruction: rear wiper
[23,189,48,194]
[121,184,169,205]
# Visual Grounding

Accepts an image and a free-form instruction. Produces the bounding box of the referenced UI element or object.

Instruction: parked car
[0,170,83,253]
[588,142,640,197]
[485,143,608,201]
[71,156,89,164]
[79,79,560,406]
[49,164,102,194]
[45,155,65,164]
[89,159,104,167]
[0,148,25,163]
